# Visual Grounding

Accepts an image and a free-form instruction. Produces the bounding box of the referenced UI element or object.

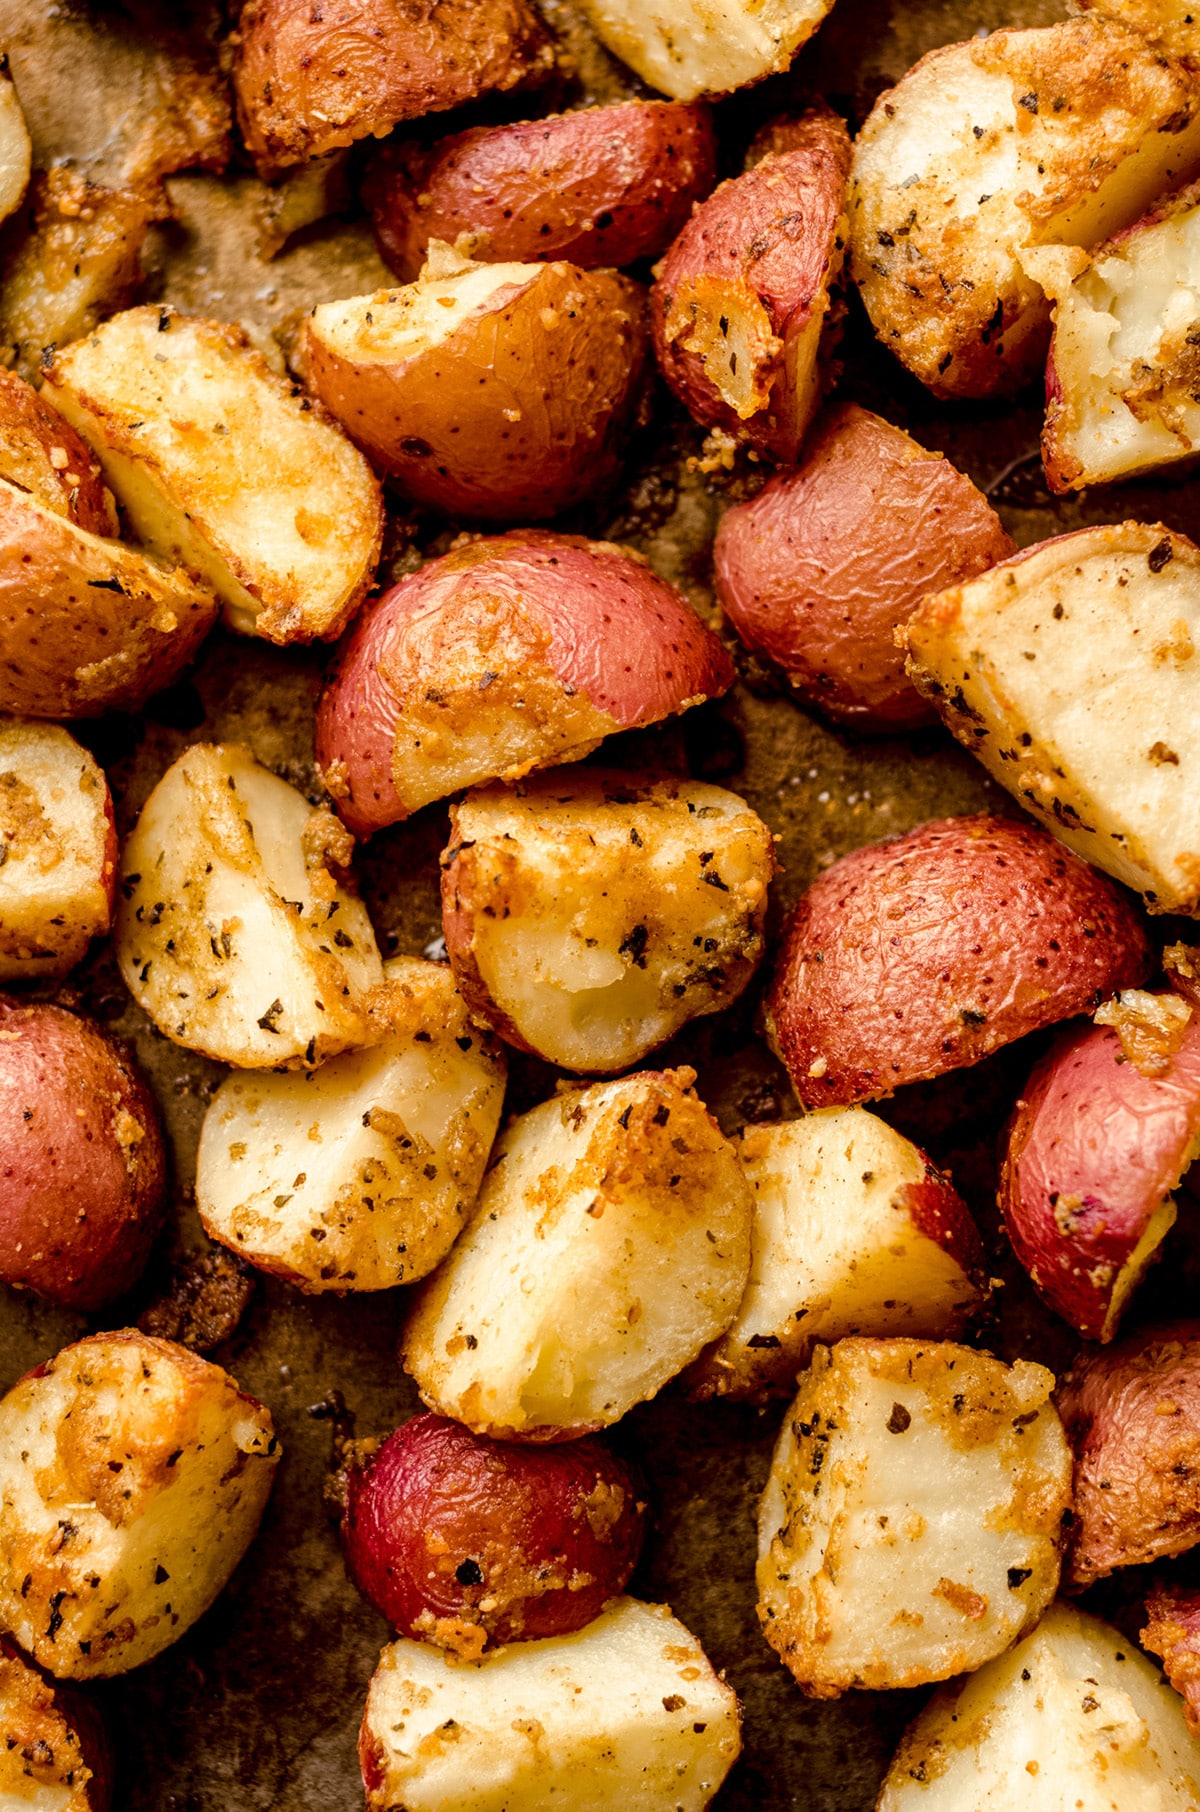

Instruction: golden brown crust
[0,369,115,535]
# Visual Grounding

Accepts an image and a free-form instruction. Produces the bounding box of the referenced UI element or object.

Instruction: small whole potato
[766,814,1152,1108]
[713,405,1015,731]
[344,1413,645,1653]
[0,999,165,1309]
[0,1638,112,1811]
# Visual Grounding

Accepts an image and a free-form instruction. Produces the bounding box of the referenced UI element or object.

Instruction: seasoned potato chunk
[359,1597,741,1812]
[402,1068,753,1438]
[0,368,115,535]
[0,57,30,230]
[1143,1582,1200,1735]
[690,1112,986,1402]
[197,958,505,1292]
[115,742,383,1067]
[903,523,1200,915]
[1074,0,1200,67]
[0,1331,279,1679]
[0,1639,111,1811]
[576,0,834,101]
[441,772,774,1074]
[43,308,383,645]
[757,1338,1072,1695]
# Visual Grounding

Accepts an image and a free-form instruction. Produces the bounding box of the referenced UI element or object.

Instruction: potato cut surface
[0,719,114,982]
[0,1641,106,1811]
[576,0,834,101]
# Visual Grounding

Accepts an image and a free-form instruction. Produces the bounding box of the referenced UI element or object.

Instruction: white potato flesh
[305,247,538,373]
[43,307,382,645]
[0,62,30,230]
[0,719,113,982]
[575,0,833,101]
[691,1112,985,1401]
[115,742,383,1067]
[360,1598,741,1812]
[402,1068,753,1436]
[197,958,506,1292]
[904,523,1200,915]
[0,1332,279,1680]
[757,1338,1072,1695]
[878,1601,1200,1810]
[444,772,774,1073]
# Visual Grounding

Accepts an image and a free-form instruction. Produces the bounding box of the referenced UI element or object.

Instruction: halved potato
[0,1330,279,1679]
[0,1639,111,1812]
[0,368,115,535]
[43,308,383,645]
[757,1338,1072,1696]
[0,55,30,230]
[359,1597,741,1812]
[441,771,775,1073]
[903,523,1200,915]
[849,18,1200,397]
[196,957,506,1292]
[115,742,383,1068]
[401,1068,753,1439]
[689,1111,986,1402]
[576,0,834,101]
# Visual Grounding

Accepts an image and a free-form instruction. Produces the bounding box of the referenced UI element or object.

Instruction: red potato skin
[896,1171,989,1292]
[0,1637,113,1811]
[366,102,717,280]
[1143,1582,1200,1733]
[0,370,116,537]
[315,531,735,835]
[713,404,1016,731]
[343,1413,645,1650]
[766,815,1153,1109]
[0,1000,166,1309]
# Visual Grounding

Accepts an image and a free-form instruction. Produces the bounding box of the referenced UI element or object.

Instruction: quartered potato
[757,1339,1072,1696]
[0,368,115,534]
[197,958,505,1292]
[359,1597,741,1812]
[115,742,383,1068]
[441,771,775,1074]
[576,0,834,101]
[0,1331,279,1679]
[0,55,31,229]
[0,1639,111,1812]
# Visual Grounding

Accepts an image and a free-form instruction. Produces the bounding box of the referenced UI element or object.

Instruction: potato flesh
[757,1339,1071,1693]
[0,1644,99,1812]
[904,525,1200,914]
[197,958,505,1292]
[0,68,30,231]
[116,743,382,1067]
[402,1070,753,1434]
[0,720,112,982]
[878,1601,1200,1809]
[307,253,537,373]
[576,0,833,101]
[361,1597,740,1812]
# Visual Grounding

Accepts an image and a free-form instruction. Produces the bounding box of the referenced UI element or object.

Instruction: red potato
[1143,1583,1200,1734]
[366,102,717,281]
[0,369,115,536]
[713,405,1015,731]
[344,1413,645,1655]
[652,106,850,463]
[0,1639,112,1812]
[315,531,734,835]
[0,999,166,1309]
[766,815,1153,1109]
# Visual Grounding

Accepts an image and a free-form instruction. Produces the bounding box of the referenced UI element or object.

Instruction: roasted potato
[359,1597,740,1812]
[849,18,1200,398]
[904,523,1200,915]
[0,368,115,535]
[115,742,383,1068]
[757,1338,1072,1695]
[652,106,850,463]
[315,530,734,836]
[1074,0,1200,67]
[301,245,648,521]
[344,1412,645,1653]
[196,957,505,1291]
[1143,1582,1200,1735]
[441,771,774,1074]
[0,1639,112,1812]
[576,0,834,101]
[0,720,117,983]
[689,1110,986,1402]
[233,0,556,175]
[878,1600,1200,1809]
[401,1068,753,1439]
[766,814,1151,1110]
[366,102,717,280]
[0,56,30,230]
[712,404,1014,731]
[0,1330,279,1678]
[43,308,383,646]
[0,999,165,1308]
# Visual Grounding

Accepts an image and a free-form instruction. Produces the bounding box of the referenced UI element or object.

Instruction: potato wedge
[689,1111,986,1402]
[849,18,1200,397]
[359,1597,740,1812]
[576,0,834,101]
[302,247,648,521]
[0,368,115,535]
[0,1639,111,1812]
[1143,1582,1200,1735]
[903,523,1200,915]
[0,1330,279,1678]
[0,55,30,230]
[196,958,505,1292]
[441,771,774,1073]
[401,1068,753,1438]
[115,742,383,1068]
[757,1338,1072,1695]
[43,308,382,645]
[315,531,734,836]
[878,1600,1200,1809]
